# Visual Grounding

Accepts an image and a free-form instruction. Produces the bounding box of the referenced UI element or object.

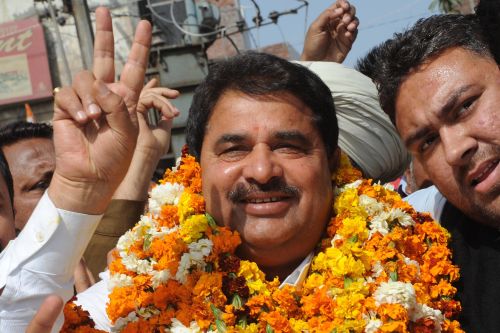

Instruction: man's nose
[440,126,477,166]
[242,145,283,184]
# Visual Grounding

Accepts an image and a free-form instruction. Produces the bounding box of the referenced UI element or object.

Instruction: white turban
[297,61,411,183]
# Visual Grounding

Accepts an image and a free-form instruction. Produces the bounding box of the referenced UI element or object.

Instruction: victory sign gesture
[49,7,152,214]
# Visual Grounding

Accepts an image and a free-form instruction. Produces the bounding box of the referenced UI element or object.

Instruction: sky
[238,0,439,68]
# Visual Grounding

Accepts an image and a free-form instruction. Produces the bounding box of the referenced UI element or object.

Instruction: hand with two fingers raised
[48,7,152,214]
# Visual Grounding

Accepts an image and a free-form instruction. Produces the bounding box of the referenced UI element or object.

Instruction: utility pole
[71,0,94,70]
[47,0,72,85]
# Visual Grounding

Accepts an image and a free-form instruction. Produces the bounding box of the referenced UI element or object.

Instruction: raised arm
[113,78,180,201]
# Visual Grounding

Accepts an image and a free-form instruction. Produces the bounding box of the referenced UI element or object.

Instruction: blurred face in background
[0,174,15,251]
[3,138,55,230]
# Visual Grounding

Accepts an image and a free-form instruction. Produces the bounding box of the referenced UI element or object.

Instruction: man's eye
[218,146,249,160]
[274,144,305,155]
[457,97,477,117]
[419,134,438,153]
[29,180,50,192]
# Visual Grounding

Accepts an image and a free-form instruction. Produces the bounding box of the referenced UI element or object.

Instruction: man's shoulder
[404,186,447,221]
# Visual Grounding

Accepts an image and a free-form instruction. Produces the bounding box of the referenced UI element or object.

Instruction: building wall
[0,0,138,126]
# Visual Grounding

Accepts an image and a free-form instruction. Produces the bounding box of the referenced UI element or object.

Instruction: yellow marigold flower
[335,188,360,213]
[289,318,309,332]
[334,293,365,320]
[338,215,367,240]
[304,272,325,290]
[238,260,268,295]
[237,323,259,332]
[180,214,208,243]
[178,192,195,222]
[314,247,366,278]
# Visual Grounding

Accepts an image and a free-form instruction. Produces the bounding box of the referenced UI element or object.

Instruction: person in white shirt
[0,150,15,253]
[0,7,154,332]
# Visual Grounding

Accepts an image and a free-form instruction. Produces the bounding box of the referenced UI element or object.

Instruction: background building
[0,0,299,171]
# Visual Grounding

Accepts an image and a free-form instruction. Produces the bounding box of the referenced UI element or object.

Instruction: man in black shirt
[360,12,500,333]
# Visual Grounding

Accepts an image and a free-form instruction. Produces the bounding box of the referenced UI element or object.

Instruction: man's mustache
[227,178,301,203]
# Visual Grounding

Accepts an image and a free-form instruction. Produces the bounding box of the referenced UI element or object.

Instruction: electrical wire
[359,13,429,30]
[302,1,308,39]
[146,0,239,38]
[275,23,289,48]
[361,0,422,27]
[146,0,308,48]
[222,30,241,54]
[249,0,263,26]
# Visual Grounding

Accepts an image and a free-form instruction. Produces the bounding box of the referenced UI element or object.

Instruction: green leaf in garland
[205,262,213,272]
[237,315,248,328]
[216,319,227,333]
[389,270,398,281]
[206,213,218,229]
[344,276,353,288]
[210,304,223,320]
[232,294,243,309]
[266,323,274,333]
[143,233,152,251]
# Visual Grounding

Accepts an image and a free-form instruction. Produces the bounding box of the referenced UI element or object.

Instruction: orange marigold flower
[246,294,274,317]
[260,310,293,333]
[442,319,465,333]
[272,285,301,317]
[157,206,179,228]
[377,303,408,322]
[379,320,409,333]
[430,279,457,299]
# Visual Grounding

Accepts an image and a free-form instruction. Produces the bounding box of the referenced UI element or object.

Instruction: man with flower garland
[358,12,500,332]
[5,1,409,331]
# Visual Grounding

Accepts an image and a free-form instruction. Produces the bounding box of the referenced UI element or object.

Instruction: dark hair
[186,52,338,160]
[476,0,500,64]
[358,14,492,123]
[0,150,14,210]
[0,121,53,147]
[355,39,391,80]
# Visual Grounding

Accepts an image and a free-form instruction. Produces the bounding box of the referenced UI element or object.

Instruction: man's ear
[329,147,341,173]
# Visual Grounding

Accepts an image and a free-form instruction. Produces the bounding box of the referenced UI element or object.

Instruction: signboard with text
[0,18,53,106]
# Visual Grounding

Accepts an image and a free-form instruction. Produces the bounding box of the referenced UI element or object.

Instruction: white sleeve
[404,186,447,221]
[74,270,112,331]
[0,191,103,333]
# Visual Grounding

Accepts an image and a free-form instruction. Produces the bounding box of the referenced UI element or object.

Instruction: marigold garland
[62,151,463,333]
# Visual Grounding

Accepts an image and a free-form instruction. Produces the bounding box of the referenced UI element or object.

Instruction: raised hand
[301,0,358,63]
[135,78,180,159]
[113,78,180,201]
[49,7,152,214]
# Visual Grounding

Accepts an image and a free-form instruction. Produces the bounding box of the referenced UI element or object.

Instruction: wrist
[48,173,115,214]
[112,149,159,200]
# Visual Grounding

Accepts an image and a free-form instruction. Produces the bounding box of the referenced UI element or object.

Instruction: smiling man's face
[200,90,334,278]
[395,47,500,227]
